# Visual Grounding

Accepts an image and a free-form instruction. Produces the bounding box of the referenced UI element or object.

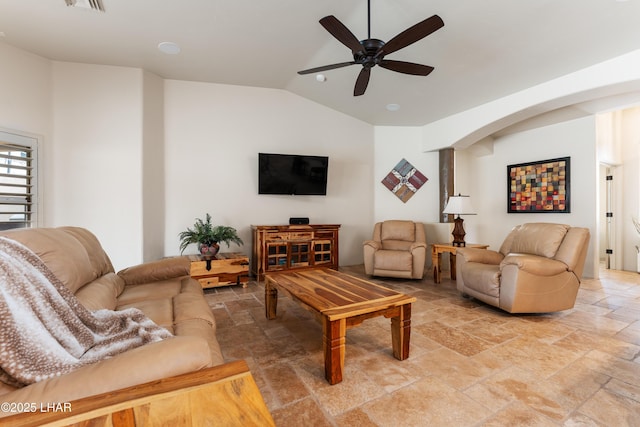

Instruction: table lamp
[443,194,476,247]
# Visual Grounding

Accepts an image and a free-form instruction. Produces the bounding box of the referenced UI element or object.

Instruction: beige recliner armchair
[363,220,427,279]
[456,223,590,313]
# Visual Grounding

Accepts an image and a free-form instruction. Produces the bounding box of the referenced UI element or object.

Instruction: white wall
[373,126,440,223]
[51,62,144,271]
[457,116,598,278]
[163,80,374,266]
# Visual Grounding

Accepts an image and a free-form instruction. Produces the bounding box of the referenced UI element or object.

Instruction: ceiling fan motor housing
[354,39,386,67]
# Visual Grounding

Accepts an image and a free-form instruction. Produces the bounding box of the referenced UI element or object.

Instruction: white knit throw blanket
[0,236,172,387]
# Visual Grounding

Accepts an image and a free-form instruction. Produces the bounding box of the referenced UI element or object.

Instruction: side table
[189,253,250,289]
[431,243,489,284]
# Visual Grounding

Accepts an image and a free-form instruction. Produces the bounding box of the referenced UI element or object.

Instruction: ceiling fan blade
[379,60,434,76]
[377,15,444,57]
[354,67,371,96]
[298,61,356,75]
[319,15,364,54]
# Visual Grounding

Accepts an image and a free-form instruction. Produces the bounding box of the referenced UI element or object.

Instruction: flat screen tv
[258,153,328,195]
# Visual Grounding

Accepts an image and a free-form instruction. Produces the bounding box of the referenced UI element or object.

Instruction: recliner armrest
[363,240,382,251]
[500,253,568,276]
[409,242,427,252]
[118,257,191,285]
[457,248,503,265]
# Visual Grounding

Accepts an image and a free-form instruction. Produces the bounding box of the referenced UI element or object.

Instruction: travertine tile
[270,397,333,427]
[578,388,640,426]
[362,376,491,426]
[481,401,558,426]
[209,266,640,426]
[477,366,575,421]
[408,347,496,390]
[262,361,310,406]
[414,321,494,356]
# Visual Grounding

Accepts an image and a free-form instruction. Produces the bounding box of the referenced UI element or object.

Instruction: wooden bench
[2,360,274,427]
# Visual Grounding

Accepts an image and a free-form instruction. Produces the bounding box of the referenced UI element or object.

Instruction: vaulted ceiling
[1,0,640,126]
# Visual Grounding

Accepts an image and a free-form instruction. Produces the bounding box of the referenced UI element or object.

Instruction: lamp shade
[443,194,476,215]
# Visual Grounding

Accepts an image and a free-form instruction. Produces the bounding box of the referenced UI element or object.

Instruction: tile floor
[204,266,640,426]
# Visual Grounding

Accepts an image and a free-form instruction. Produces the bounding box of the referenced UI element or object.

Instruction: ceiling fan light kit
[298,0,444,96]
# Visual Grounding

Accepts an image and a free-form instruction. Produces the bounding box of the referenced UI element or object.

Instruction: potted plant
[179,213,243,256]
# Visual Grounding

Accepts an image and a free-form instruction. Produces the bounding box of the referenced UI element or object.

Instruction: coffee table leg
[391,303,412,360]
[323,317,346,385]
[265,280,278,320]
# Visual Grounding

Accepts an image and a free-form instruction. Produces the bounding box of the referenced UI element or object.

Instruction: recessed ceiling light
[386,103,400,112]
[158,41,181,55]
[316,74,327,82]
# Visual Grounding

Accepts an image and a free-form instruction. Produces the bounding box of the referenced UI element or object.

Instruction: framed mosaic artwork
[507,156,570,213]
[381,158,428,203]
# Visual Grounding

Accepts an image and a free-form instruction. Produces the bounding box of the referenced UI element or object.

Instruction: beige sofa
[0,226,222,412]
[363,220,427,279]
[456,223,590,313]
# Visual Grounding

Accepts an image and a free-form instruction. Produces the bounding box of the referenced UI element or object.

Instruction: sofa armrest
[0,336,212,413]
[117,256,190,285]
[457,248,503,265]
[500,253,568,276]
[2,360,274,427]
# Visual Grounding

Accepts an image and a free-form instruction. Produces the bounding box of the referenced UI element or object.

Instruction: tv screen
[258,153,328,195]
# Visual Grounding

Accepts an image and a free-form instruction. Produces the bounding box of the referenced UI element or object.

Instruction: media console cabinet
[251,224,340,281]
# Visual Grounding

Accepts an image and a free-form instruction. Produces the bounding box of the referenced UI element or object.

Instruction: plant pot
[199,243,220,256]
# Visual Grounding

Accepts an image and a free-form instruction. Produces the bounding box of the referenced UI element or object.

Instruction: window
[0,130,38,231]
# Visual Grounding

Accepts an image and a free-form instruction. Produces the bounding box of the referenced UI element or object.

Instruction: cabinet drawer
[198,277,219,288]
[289,232,313,240]
[267,232,291,241]
[191,260,248,277]
[314,230,335,239]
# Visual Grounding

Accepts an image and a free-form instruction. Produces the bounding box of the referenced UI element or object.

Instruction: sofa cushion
[60,227,114,279]
[117,278,184,306]
[75,273,124,311]
[0,228,101,293]
[174,319,224,366]
[503,223,569,259]
[380,220,415,242]
[173,293,216,326]
[117,298,174,332]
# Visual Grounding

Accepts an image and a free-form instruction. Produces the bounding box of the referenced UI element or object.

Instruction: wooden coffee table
[264,268,416,385]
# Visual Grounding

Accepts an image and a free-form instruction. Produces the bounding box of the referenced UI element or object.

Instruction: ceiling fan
[298,0,444,96]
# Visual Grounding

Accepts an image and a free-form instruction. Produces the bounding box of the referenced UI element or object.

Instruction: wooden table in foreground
[431,243,489,284]
[264,268,416,385]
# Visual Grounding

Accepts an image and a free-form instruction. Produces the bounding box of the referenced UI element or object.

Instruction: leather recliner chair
[456,223,590,313]
[363,220,427,279]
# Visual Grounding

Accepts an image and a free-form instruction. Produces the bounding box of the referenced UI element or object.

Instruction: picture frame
[507,156,570,213]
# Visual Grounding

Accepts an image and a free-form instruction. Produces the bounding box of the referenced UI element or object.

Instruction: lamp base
[451,216,466,247]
